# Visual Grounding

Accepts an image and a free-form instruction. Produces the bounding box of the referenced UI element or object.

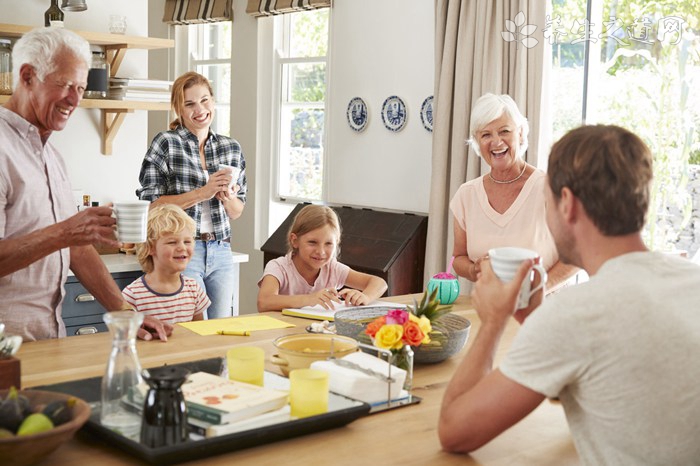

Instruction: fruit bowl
[0,389,91,466]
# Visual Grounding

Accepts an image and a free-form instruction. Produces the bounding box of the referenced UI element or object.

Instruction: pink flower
[385,309,408,325]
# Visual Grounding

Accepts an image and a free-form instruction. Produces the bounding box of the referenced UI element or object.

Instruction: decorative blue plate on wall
[346,97,368,132]
[420,96,434,132]
[381,95,407,132]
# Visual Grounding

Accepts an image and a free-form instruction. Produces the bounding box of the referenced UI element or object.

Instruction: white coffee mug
[488,247,547,309]
[113,200,150,243]
[218,164,241,189]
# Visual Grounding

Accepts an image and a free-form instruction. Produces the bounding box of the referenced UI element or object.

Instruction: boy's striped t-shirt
[122,275,210,324]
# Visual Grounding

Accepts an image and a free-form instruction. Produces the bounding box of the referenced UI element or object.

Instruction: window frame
[271,10,330,204]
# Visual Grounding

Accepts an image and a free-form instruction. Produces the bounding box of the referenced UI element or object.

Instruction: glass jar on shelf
[85,50,109,99]
[0,39,12,95]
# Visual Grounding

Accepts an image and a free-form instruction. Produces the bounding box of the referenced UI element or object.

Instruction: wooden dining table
[16,294,580,466]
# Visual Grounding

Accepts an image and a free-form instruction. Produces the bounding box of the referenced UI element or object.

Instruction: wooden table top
[16,295,580,466]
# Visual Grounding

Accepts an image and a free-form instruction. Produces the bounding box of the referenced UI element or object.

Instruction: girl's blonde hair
[136,204,196,273]
[169,71,214,130]
[287,205,341,256]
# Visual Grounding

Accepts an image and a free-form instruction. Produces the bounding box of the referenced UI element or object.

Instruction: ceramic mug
[219,164,241,189]
[488,247,547,309]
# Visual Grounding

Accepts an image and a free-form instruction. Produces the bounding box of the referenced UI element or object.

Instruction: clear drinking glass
[109,15,127,34]
[100,311,144,438]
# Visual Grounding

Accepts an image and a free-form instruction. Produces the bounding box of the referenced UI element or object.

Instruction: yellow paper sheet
[178,315,295,336]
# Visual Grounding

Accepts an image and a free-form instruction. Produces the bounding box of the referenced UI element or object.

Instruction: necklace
[488,163,526,184]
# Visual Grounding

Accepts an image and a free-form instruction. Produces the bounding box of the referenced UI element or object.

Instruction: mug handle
[527,263,548,298]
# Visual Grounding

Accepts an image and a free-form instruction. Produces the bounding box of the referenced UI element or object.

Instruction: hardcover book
[182,372,288,425]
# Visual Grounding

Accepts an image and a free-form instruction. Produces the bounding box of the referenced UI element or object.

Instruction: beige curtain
[163,0,233,24]
[425,0,549,287]
[246,0,330,17]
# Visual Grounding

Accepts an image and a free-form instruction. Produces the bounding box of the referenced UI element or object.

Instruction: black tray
[36,358,371,465]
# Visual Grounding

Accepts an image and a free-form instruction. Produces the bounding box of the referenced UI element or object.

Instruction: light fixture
[61,0,87,12]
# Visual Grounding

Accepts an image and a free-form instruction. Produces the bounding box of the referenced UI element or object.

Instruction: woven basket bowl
[0,389,91,466]
[334,307,471,364]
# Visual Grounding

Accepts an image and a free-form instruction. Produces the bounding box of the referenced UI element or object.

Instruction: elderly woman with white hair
[449,93,573,290]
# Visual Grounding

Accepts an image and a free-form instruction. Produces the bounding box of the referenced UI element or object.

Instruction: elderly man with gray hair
[0,27,170,342]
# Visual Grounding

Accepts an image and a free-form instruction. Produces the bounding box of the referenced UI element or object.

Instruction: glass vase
[390,345,414,392]
[101,311,144,439]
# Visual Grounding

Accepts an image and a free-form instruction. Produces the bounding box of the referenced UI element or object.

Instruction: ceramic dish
[346,97,368,132]
[381,95,407,132]
[420,96,434,132]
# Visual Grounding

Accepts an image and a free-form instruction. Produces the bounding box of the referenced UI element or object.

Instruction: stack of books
[129,371,290,438]
[109,77,172,102]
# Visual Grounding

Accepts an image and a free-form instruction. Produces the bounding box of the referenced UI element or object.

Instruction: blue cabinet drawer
[62,271,141,336]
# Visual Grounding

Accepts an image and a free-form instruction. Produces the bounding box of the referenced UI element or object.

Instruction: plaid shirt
[137,125,247,240]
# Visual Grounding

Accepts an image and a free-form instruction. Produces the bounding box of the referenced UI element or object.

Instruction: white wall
[326,0,434,212]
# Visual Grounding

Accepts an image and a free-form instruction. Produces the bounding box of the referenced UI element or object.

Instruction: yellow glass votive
[289,368,329,418]
[227,346,265,386]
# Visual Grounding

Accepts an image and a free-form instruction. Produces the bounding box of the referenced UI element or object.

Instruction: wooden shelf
[0,23,174,154]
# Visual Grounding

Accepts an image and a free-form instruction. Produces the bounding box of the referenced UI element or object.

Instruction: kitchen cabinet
[63,270,141,336]
[0,23,174,155]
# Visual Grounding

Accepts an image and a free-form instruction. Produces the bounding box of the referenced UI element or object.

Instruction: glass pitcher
[100,311,144,438]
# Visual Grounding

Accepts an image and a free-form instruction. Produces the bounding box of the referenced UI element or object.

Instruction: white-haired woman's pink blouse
[449,169,558,270]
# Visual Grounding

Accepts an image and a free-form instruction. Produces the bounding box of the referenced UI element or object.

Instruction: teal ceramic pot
[427,274,460,305]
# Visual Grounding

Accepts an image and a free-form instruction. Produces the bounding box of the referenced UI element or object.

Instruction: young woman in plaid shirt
[137,72,246,319]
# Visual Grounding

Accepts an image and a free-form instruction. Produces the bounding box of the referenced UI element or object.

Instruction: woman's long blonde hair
[169,71,214,130]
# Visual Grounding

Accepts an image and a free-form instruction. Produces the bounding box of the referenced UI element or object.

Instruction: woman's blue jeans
[184,240,236,319]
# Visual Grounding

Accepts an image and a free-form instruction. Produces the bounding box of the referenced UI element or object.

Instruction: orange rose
[365,316,387,338]
[402,319,425,346]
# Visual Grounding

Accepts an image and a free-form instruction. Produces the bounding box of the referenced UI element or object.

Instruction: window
[186,23,232,136]
[274,9,330,202]
[549,0,700,256]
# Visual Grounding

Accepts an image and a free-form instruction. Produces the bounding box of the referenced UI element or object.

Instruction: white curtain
[425,0,550,288]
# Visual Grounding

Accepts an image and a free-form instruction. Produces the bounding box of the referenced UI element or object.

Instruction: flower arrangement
[365,309,432,351]
[363,289,454,372]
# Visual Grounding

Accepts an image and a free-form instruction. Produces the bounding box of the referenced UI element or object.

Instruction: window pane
[191,22,231,60]
[282,63,326,103]
[278,106,324,200]
[549,0,700,255]
[589,2,699,252]
[289,9,328,58]
[196,64,231,103]
[549,0,587,141]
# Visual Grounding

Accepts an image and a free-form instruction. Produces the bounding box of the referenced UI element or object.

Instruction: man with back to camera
[0,27,171,342]
[438,124,700,464]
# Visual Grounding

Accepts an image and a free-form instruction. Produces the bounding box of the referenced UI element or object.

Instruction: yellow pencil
[217,330,250,336]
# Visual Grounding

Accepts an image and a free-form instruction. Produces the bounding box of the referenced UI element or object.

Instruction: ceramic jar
[427,273,460,305]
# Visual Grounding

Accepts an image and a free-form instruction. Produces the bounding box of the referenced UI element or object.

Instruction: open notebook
[281,300,407,321]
